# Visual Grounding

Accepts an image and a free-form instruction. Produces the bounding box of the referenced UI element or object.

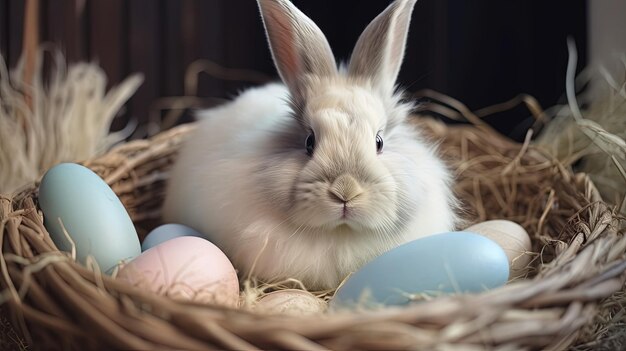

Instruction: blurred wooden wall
[0,0,277,136]
[0,0,587,141]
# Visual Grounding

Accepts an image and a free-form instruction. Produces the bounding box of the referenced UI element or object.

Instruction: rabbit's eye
[305,133,315,156]
[376,134,383,153]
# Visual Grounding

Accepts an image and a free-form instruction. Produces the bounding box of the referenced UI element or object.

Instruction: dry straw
[0,51,142,194]
[535,41,626,214]
[0,103,625,348]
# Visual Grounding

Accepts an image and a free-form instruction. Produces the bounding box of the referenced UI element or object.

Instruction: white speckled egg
[254,289,327,315]
[38,163,140,273]
[117,236,239,306]
[465,220,533,280]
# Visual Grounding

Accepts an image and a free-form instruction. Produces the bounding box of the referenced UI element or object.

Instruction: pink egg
[117,236,239,307]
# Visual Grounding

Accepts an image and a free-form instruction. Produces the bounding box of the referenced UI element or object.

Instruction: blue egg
[141,224,204,251]
[331,232,509,308]
[38,163,141,273]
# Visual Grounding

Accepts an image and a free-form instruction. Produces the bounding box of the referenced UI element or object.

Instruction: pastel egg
[141,223,204,251]
[331,232,509,308]
[465,220,533,280]
[117,236,239,306]
[38,163,140,273]
[254,289,327,315]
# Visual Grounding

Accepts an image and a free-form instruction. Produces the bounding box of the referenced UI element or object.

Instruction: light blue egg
[141,224,204,251]
[331,232,509,308]
[38,163,141,273]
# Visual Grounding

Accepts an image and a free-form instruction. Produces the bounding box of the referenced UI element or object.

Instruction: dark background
[0,0,587,141]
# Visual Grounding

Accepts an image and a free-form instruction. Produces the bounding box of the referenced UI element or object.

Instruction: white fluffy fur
[163,0,458,290]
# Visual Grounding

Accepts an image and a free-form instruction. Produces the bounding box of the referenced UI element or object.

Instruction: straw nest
[0,105,625,349]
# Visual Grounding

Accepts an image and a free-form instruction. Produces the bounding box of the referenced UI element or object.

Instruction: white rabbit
[163,0,459,290]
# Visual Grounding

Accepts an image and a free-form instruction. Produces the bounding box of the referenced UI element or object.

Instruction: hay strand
[535,46,626,214]
[0,50,142,194]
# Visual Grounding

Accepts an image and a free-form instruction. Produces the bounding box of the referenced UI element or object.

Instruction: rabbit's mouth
[335,201,359,223]
[341,203,350,219]
[328,206,369,230]
[288,187,400,233]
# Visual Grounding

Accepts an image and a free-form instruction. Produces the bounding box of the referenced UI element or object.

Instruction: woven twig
[0,118,625,350]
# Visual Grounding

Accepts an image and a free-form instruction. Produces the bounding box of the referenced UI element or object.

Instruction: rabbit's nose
[329,174,363,203]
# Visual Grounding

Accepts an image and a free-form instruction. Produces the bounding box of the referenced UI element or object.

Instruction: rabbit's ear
[348,0,417,93]
[258,0,337,100]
